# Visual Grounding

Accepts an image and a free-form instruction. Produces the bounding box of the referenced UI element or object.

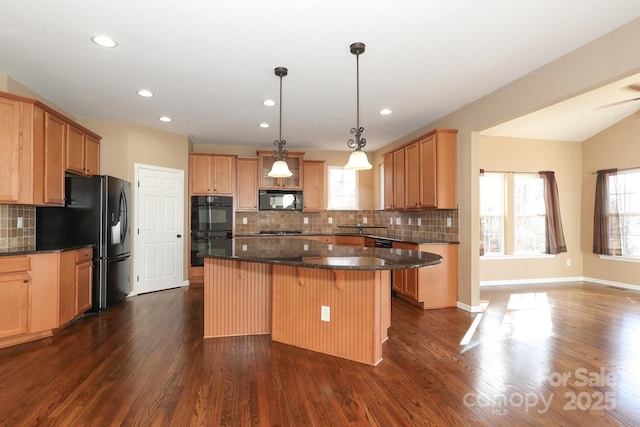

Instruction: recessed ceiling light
[263,99,276,107]
[91,35,117,48]
[380,108,392,115]
[259,122,270,128]
[137,89,154,98]
[159,116,172,122]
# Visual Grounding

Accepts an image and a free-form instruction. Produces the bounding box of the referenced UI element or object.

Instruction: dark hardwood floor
[1,282,639,426]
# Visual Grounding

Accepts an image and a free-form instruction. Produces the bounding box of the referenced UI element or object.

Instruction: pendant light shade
[345,149,373,170]
[268,67,293,178]
[344,42,373,171]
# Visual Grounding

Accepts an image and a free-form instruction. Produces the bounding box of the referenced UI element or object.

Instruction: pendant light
[344,42,373,170]
[268,67,293,178]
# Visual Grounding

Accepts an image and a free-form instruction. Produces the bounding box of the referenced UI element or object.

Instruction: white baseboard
[480,276,584,287]
[456,301,483,313]
[583,277,640,291]
[479,276,639,292]
[183,280,190,287]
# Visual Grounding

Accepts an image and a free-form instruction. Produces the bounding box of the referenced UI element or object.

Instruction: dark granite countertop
[199,237,442,270]
[235,232,458,245]
[0,244,94,257]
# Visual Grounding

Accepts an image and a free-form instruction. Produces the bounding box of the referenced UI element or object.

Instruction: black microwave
[258,190,303,211]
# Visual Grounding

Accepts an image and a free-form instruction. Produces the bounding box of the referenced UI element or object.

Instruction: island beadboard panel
[271,266,390,366]
[203,259,271,338]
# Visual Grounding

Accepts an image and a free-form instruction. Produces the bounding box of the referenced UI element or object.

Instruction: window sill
[481,254,556,260]
[598,255,640,263]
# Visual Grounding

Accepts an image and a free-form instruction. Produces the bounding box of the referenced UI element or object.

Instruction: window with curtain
[327,166,358,210]
[480,171,567,256]
[594,169,640,256]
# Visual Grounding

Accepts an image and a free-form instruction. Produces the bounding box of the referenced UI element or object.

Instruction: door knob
[177,234,182,238]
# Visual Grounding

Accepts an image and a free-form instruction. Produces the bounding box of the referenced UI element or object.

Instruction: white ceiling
[1,1,640,152]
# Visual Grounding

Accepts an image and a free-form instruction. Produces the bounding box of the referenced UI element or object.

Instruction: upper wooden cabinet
[0,97,22,203]
[302,160,324,211]
[236,157,258,211]
[419,130,457,209]
[0,91,102,206]
[190,153,235,195]
[44,112,66,206]
[383,128,457,210]
[66,124,100,176]
[257,150,303,190]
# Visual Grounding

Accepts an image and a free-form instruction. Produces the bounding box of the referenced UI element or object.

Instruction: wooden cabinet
[236,158,258,211]
[419,130,457,209]
[257,150,304,189]
[404,142,420,209]
[383,128,457,210]
[383,149,406,210]
[75,248,93,315]
[58,250,76,327]
[392,242,418,300]
[190,153,235,195]
[383,153,394,209]
[334,235,365,246]
[0,97,22,203]
[303,160,324,211]
[392,242,458,309]
[0,91,101,206]
[0,257,30,340]
[44,112,66,206]
[66,124,100,176]
[29,253,59,333]
[1,249,95,349]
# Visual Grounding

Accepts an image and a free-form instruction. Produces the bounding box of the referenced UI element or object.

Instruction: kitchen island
[200,237,442,365]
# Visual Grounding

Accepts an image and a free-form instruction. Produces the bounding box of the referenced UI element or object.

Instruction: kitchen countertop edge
[0,244,95,257]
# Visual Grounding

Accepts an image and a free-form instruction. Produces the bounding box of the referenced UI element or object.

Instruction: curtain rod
[480,169,541,174]
[590,166,640,175]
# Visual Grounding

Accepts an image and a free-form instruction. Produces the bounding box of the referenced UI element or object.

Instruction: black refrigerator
[36,175,132,312]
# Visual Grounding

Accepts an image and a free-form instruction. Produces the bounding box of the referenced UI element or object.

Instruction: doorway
[134,163,185,294]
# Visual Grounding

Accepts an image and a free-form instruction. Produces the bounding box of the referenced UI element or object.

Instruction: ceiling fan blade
[597,97,640,109]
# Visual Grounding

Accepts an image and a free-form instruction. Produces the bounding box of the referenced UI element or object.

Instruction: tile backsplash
[0,205,36,250]
[234,209,459,242]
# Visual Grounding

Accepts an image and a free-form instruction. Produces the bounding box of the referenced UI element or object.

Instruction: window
[327,166,358,210]
[607,170,640,256]
[480,173,547,256]
[513,174,545,254]
[480,173,504,254]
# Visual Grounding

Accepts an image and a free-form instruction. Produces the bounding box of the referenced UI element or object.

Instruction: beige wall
[581,113,640,287]
[80,119,190,289]
[478,136,583,282]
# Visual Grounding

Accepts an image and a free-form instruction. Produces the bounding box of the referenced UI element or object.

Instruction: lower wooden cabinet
[334,235,365,246]
[0,248,94,350]
[392,242,458,309]
[75,248,93,315]
[0,256,31,340]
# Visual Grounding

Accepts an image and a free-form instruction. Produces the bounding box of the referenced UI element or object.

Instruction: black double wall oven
[191,195,233,267]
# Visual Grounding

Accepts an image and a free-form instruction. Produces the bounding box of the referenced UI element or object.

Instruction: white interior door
[135,164,185,294]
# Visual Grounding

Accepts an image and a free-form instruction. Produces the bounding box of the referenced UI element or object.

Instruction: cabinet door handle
[23,279,29,283]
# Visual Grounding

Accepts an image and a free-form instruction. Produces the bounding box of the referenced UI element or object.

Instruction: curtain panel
[539,171,567,254]
[593,169,621,255]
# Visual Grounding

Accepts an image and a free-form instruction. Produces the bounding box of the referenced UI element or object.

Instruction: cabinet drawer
[0,256,30,274]
[75,248,93,263]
